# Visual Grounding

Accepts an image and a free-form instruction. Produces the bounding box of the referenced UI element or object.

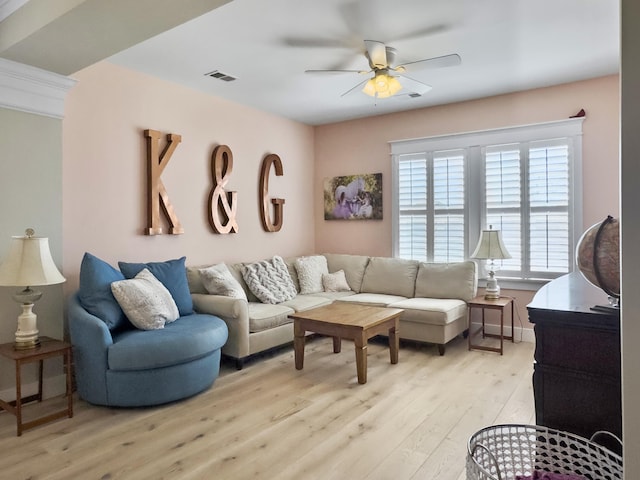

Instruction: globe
[575,215,620,301]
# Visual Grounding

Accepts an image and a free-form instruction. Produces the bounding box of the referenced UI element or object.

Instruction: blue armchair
[68,294,228,407]
[68,253,228,407]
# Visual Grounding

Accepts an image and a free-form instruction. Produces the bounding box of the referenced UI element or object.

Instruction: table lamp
[0,229,66,349]
[471,225,511,300]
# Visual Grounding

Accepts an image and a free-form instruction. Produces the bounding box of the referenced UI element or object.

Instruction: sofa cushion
[229,262,258,302]
[108,313,228,371]
[295,255,329,294]
[389,298,468,326]
[188,262,256,300]
[308,290,357,301]
[323,253,370,292]
[199,263,247,300]
[280,294,332,312]
[360,257,419,297]
[243,256,297,304]
[336,293,408,307]
[322,270,351,292]
[186,265,208,294]
[119,257,194,316]
[284,257,301,292]
[247,303,295,333]
[415,261,477,302]
[78,252,128,331]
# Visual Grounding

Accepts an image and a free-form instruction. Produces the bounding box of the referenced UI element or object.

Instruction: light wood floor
[0,335,535,480]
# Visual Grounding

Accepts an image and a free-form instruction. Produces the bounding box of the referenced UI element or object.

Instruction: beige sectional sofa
[188,253,477,369]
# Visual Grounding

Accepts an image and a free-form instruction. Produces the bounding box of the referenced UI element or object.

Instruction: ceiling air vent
[408,93,422,98]
[204,70,237,82]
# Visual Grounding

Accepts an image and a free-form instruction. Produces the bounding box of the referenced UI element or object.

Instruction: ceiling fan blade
[341,78,369,97]
[364,40,388,69]
[338,0,367,37]
[396,74,433,95]
[396,53,461,72]
[305,69,368,75]
[281,37,351,49]
[392,24,449,42]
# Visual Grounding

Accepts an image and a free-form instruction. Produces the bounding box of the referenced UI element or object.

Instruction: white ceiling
[108,0,620,126]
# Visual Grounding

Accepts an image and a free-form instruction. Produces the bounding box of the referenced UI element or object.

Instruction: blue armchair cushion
[78,252,128,330]
[119,257,194,316]
[108,314,227,371]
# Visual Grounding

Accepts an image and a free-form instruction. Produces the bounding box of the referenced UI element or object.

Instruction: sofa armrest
[67,294,113,404]
[192,293,250,359]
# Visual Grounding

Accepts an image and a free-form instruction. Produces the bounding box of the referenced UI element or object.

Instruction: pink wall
[63,66,618,330]
[314,75,620,325]
[62,61,316,291]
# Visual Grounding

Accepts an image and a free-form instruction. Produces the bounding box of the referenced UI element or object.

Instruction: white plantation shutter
[397,150,466,262]
[433,151,466,262]
[392,118,582,284]
[484,139,571,278]
[485,145,522,273]
[398,154,427,261]
[528,139,571,274]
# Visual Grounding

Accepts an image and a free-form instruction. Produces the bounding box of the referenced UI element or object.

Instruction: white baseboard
[469,321,535,344]
[0,374,68,402]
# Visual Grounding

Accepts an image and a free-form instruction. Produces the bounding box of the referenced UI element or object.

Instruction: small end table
[0,336,73,436]
[468,295,514,355]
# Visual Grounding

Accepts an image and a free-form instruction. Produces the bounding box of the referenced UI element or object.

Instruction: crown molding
[0,57,77,119]
[0,0,28,22]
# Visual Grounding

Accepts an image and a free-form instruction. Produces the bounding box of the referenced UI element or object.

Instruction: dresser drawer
[533,364,622,440]
[534,323,620,376]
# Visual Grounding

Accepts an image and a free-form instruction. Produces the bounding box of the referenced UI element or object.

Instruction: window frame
[391,118,584,290]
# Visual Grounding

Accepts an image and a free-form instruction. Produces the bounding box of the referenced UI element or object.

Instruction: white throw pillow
[199,263,247,300]
[322,270,351,292]
[295,255,329,294]
[111,268,179,330]
[242,256,297,304]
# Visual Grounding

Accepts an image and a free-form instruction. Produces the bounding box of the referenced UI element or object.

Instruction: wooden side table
[468,295,514,355]
[0,336,73,436]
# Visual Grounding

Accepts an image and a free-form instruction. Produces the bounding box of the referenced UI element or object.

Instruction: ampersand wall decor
[208,144,239,234]
[259,153,285,232]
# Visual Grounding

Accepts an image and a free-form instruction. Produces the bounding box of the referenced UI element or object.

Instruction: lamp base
[484,275,501,300]
[12,295,42,350]
[14,337,41,350]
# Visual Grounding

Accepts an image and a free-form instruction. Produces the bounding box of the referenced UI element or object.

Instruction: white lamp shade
[471,229,512,260]
[0,235,65,287]
[387,75,402,95]
[362,73,403,98]
[362,78,376,96]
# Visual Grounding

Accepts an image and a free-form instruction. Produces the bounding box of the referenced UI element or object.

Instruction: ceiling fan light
[388,76,403,95]
[362,78,377,97]
[374,73,389,93]
[362,71,403,99]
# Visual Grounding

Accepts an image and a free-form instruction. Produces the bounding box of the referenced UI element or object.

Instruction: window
[397,150,466,262]
[391,119,583,285]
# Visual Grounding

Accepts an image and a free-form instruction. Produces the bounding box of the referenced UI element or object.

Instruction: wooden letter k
[144,129,184,235]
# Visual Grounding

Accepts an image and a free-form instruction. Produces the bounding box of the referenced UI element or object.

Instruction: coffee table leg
[294,321,305,370]
[354,335,367,384]
[332,336,341,353]
[389,322,399,364]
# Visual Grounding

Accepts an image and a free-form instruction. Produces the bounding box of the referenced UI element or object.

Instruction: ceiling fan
[305,39,461,99]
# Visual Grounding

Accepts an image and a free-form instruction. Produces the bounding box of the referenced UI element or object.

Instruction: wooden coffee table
[290,303,403,384]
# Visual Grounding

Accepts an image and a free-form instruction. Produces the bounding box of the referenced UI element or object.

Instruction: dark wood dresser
[527,272,621,447]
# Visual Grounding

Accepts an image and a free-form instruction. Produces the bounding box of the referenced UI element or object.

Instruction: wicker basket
[466,424,622,480]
